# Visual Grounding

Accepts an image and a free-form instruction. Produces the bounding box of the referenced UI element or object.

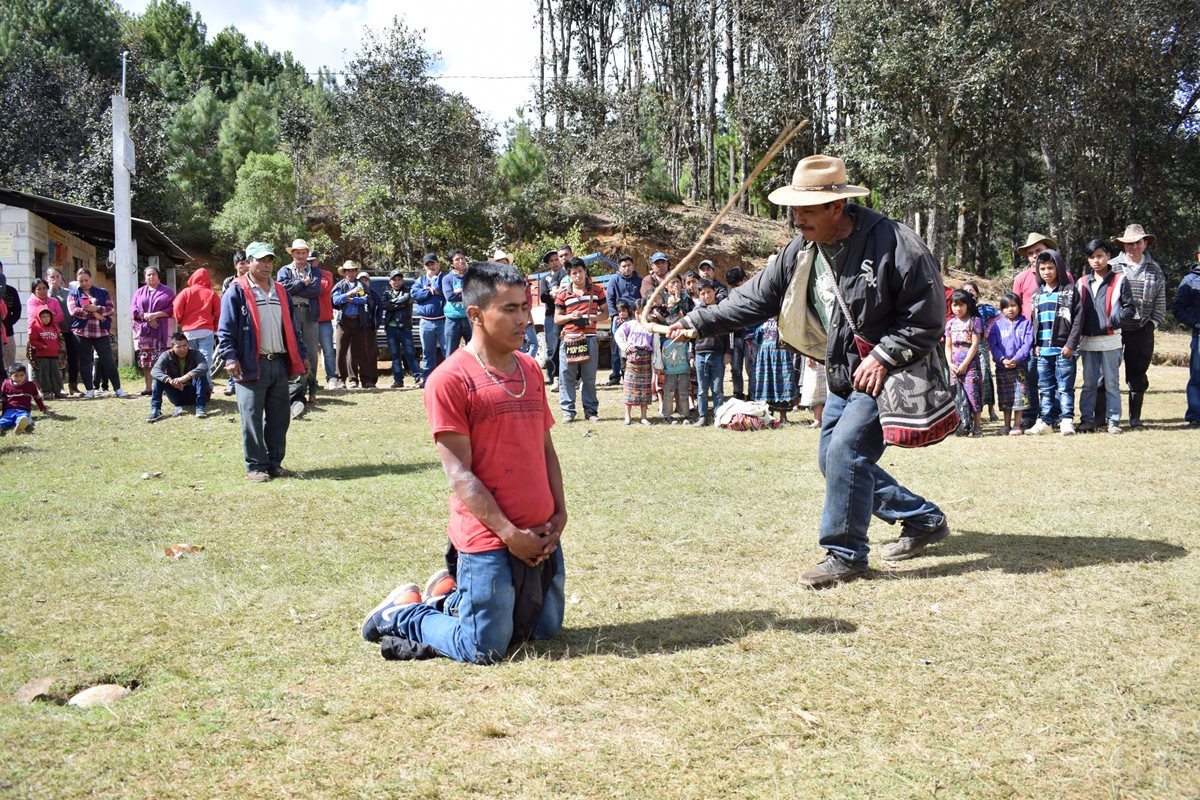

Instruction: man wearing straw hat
[278,238,324,403]
[1109,224,1166,428]
[669,155,949,588]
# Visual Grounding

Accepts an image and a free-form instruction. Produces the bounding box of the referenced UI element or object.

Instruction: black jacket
[684,205,945,398]
[382,284,414,328]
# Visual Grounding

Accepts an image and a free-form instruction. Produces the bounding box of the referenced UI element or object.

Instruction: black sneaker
[881,516,951,561]
[799,553,868,589]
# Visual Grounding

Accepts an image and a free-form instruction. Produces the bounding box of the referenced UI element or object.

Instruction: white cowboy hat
[285,238,311,253]
[492,248,511,262]
[1113,224,1156,246]
[768,155,870,207]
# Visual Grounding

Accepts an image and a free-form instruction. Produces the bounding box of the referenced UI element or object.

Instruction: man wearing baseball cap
[537,249,567,387]
[411,253,445,383]
[216,241,309,482]
[667,154,949,587]
[641,251,670,300]
[381,269,421,388]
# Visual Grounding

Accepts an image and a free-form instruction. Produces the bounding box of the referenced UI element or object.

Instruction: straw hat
[767,155,870,207]
[1113,224,1156,246]
[285,238,311,253]
[340,260,358,274]
[1015,232,1057,257]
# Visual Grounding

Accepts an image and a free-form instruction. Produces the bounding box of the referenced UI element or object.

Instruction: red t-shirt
[424,348,556,553]
[555,282,607,336]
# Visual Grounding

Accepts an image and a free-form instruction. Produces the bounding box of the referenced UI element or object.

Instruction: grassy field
[1,363,1197,799]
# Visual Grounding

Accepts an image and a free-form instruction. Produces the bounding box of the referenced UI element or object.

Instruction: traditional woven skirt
[994,364,1029,411]
[754,342,797,411]
[950,350,982,413]
[979,349,996,407]
[623,348,653,405]
[136,347,163,369]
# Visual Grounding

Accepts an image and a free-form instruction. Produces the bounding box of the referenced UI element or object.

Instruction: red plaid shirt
[68,290,114,339]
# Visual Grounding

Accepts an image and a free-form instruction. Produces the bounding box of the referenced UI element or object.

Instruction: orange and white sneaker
[360,583,420,643]
[422,569,457,605]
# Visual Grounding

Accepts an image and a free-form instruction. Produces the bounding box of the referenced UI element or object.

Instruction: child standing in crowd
[653,307,691,424]
[987,292,1033,435]
[962,281,999,422]
[1,363,50,434]
[616,300,654,425]
[800,357,826,428]
[945,289,984,437]
[692,281,730,427]
[26,308,65,399]
[753,317,796,425]
[1077,239,1134,434]
[1028,249,1083,435]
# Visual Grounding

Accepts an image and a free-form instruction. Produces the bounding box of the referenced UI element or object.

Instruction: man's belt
[259,352,287,360]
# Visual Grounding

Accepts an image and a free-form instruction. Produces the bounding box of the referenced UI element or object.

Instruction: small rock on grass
[14,677,54,704]
[67,684,131,708]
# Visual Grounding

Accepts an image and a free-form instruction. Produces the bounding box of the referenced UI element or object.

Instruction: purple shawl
[130,283,176,350]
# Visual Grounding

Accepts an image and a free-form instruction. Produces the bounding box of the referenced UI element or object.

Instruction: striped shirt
[555,284,607,336]
[248,280,286,355]
[1035,287,1061,356]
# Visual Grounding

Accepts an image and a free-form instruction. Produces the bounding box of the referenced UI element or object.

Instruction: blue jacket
[1175,266,1200,329]
[216,277,307,383]
[333,279,380,324]
[276,263,324,323]
[606,272,644,318]
[68,286,113,333]
[441,270,467,319]
[411,274,445,319]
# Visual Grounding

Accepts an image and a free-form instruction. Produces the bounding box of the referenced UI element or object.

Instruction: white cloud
[117,0,539,128]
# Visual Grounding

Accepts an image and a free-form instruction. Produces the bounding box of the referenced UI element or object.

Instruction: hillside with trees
[2,0,1198,281]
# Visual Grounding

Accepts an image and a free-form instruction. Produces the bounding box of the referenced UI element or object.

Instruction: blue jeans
[522,323,539,360]
[558,336,598,418]
[695,352,725,419]
[1036,353,1077,424]
[186,332,215,370]
[444,315,471,356]
[151,375,211,412]
[1079,348,1121,425]
[386,325,422,383]
[817,391,943,564]
[0,408,31,431]
[1187,330,1200,423]
[234,356,292,473]
[318,321,336,381]
[391,547,565,665]
[418,318,445,378]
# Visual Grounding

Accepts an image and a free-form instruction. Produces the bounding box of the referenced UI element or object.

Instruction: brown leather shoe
[268,466,298,479]
[246,470,271,483]
[799,554,868,589]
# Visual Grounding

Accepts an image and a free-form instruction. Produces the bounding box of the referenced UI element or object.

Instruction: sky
[116,0,540,129]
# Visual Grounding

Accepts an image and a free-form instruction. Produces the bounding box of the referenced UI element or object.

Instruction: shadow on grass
[301,461,440,480]
[530,611,856,660]
[885,529,1187,578]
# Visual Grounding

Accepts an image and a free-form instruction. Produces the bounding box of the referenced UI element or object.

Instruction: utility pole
[112,50,137,367]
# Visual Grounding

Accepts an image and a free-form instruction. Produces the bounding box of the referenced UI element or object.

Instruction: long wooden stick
[637,118,810,334]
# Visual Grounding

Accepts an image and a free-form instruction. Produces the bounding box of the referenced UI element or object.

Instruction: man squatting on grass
[362,262,568,664]
[668,155,950,588]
